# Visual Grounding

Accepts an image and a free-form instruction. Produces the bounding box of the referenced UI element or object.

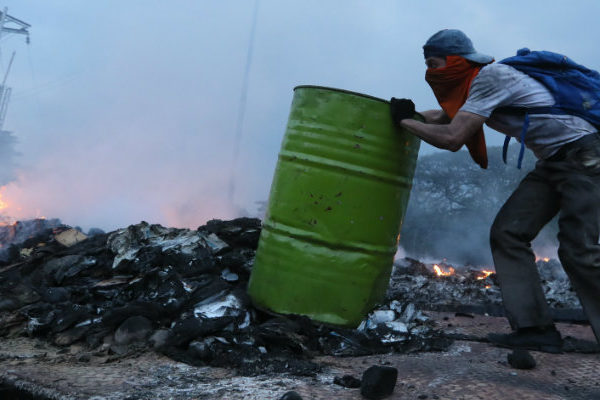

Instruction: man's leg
[490,168,559,330]
[554,160,600,343]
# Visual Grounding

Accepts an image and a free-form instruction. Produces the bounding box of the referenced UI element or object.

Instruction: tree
[400,144,557,265]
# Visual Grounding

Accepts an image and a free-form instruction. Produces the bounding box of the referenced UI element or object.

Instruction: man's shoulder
[475,63,526,83]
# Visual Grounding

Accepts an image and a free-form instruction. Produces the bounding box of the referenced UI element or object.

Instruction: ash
[388,257,581,313]
[0,218,451,377]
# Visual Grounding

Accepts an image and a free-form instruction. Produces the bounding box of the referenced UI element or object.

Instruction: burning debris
[388,256,582,319]
[0,217,451,377]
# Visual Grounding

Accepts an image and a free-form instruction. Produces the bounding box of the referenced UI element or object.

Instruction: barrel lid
[294,85,389,104]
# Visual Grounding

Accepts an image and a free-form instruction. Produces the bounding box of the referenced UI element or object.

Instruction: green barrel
[247,85,420,327]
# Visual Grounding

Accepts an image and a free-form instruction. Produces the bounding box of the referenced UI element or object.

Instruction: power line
[228,0,260,206]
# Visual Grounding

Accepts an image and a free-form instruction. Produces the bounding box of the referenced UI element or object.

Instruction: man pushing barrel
[391,28,600,352]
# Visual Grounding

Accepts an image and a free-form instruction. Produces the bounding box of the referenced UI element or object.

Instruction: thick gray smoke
[0,2,598,233]
[400,144,558,266]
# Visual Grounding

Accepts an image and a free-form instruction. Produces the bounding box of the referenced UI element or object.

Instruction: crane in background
[0,7,30,132]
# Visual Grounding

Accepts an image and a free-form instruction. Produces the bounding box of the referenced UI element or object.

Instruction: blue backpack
[498,48,600,168]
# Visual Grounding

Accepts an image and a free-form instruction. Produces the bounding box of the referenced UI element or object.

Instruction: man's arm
[400,111,486,151]
[419,109,451,124]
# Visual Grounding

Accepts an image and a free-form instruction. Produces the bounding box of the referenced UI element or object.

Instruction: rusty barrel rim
[294,85,389,104]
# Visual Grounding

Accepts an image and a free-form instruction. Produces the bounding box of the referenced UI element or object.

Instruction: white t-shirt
[460,63,597,159]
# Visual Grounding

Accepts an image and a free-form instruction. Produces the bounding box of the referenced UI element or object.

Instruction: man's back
[461,63,597,159]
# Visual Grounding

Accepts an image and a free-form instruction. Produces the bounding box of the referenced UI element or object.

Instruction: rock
[165,316,235,347]
[202,218,261,248]
[0,297,20,311]
[370,310,396,325]
[333,374,361,388]
[40,287,70,303]
[43,255,83,277]
[385,321,408,334]
[193,290,246,319]
[149,329,169,349]
[204,233,229,254]
[110,343,130,355]
[114,316,153,345]
[279,391,303,400]
[42,255,98,285]
[54,326,90,346]
[507,349,536,369]
[87,227,105,236]
[52,304,91,333]
[220,268,239,282]
[360,365,398,399]
[101,301,165,329]
[12,283,41,305]
[54,229,88,247]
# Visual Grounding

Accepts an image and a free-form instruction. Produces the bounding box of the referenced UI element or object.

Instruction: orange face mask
[425,55,488,169]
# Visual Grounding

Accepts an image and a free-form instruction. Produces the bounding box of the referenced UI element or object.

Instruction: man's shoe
[487,326,563,354]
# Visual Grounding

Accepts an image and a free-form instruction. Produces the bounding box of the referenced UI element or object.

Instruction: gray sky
[0,0,599,230]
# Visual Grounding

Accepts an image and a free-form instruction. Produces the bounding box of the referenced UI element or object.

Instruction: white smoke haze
[393,246,406,262]
[0,1,599,233]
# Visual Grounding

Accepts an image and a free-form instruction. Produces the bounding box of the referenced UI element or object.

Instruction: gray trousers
[490,134,600,343]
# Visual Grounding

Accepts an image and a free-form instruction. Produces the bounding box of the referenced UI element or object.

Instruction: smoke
[394,246,406,262]
[0,130,20,224]
[1,2,600,233]
[400,145,560,266]
[0,131,18,185]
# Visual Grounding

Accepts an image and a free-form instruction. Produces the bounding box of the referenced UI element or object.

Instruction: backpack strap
[497,108,530,169]
[517,112,529,169]
[496,106,560,168]
[502,135,511,164]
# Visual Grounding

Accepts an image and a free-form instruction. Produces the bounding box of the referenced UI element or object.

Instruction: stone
[41,287,70,303]
[55,229,88,247]
[333,374,361,388]
[360,365,398,399]
[149,329,169,349]
[279,391,303,400]
[507,349,536,369]
[114,316,153,345]
[54,326,89,346]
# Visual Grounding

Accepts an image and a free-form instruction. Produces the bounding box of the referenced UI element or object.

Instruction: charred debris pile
[0,218,451,376]
[389,257,582,320]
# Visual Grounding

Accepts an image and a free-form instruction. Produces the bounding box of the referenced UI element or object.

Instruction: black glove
[390,97,416,125]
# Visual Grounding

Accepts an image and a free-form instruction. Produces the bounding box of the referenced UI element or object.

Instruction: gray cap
[423,29,494,65]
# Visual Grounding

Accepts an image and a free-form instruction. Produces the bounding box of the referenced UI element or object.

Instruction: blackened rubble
[0,218,450,377]
[388,257,582,318]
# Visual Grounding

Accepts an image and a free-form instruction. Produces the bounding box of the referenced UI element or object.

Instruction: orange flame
[433,264,455,277]
[476,270,494,280]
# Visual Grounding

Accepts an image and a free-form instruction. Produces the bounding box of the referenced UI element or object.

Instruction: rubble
[0,217,451,378]
[333,374,361,388]
[1,215,592,400]
[360,365,398,400]
[388,257,583,319]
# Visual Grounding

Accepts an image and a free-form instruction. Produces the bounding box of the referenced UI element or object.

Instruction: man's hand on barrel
[390,98,416,125]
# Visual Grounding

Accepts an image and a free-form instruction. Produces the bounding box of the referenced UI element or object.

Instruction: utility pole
[0,7,30,132]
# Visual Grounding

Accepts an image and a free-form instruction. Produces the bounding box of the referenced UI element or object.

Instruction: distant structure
[0,7,30,132]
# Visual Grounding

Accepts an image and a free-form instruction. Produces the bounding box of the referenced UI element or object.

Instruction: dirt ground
[1,312,599,400]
